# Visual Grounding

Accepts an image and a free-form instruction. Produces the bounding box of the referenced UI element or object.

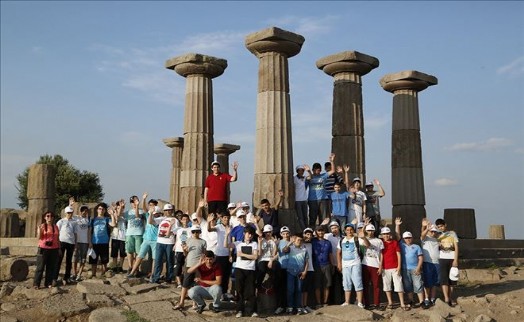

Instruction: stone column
[214,143,241,174]
[489,225,505,239]
[165,53,227,214]
[26,164,56,237]
[245,27,304,233]
[316,51,379,182]
[163,137,184,208]
[380,71,437,239]
[444,208,477,239]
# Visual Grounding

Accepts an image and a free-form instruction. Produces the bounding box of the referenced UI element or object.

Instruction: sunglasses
[45,215,54,218]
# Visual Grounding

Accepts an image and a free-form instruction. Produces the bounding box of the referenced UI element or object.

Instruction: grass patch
[121,310,149,322]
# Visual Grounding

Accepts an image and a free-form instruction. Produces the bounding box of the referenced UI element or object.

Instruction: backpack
[339,236,364,260]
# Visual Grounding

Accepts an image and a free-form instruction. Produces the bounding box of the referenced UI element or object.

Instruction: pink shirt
[38,224,60,249]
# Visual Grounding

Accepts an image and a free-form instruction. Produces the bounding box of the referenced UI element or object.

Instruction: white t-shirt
[325,232,341,258]
[337,237,361,268]
[234,241,258,271]
[304,242,314,272]
[349,191,367,222]
[111,216,127,241]
[201,220,218,252]
[56,218,77,244]
[155,217,177,244]
[421,236,439,264]
[362,237,384,268]
[294,175,308,202]
[259,238,276,262]
[174,227,191,252]
[214,224,230,257]
[74,216,90,244]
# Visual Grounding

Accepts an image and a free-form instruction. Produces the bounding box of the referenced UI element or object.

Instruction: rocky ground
[0,263,523,322]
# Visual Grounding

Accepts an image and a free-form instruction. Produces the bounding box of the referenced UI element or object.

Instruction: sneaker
[75,275,83,282]
[251,312,258,317]
[304,306,314,313]
[422,300,431,310]
[285,307,294,314]
[176,284,182,289]
[274,307,284,315]
[341,302,349,307]
[196,304,205,314]
[430,298,437,306]
[235,311,242,318]
[357,303,365,309]
[296,308,305,315]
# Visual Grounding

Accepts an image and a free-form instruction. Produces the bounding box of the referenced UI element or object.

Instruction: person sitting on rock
[187,250,223,314]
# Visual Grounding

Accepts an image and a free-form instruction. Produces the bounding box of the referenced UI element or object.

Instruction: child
[73,205,90,281]
[56,205,77,284]
[274,226,291,314]
[436,218,459,306]
[420,219,441,308]
[284,233,309,315]
[361,224,383,309]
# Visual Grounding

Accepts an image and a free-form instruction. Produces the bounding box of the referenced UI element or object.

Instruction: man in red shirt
[204,161,238,215]
[187,250,223,313]
[380,224,409,310]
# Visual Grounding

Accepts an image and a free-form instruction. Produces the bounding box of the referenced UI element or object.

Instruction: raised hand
[232,161,239,171]
[303,164,311,172]
[329,153,335,162]
[395,217,402,226]
[421,218,430,228]
[373,178,380,185]
[343,164,350,172]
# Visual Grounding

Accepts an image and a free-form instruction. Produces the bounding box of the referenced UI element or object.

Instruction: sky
[1,1,523,239]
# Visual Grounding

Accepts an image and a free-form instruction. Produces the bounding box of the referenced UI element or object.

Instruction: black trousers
[56,242,75,280]
[216,256,232,293]
[235,268,256,314]
[34,247,59,287]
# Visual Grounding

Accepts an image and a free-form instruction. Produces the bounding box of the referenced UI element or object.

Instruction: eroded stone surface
[130,300,185,321]
[88,307,126,322]
[42,292,90,317]
[77,281,127,296]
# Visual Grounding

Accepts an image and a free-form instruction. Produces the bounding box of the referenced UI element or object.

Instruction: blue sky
[1,1,523,238]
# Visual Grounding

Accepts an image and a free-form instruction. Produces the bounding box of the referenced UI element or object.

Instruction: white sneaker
[286,307,294,314]
[341,302,349,307]
[251,312,258,317]
[235,311,242,318]
[357,302,365,309]
[274,307,284,315]
[296,308,305,315]
[304,306,314,313]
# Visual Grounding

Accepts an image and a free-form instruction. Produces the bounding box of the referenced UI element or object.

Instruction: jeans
[342,265,363,291]
[286,272,303,309]
[188,284,222,308]
[295,201,308,231]
[152,243,174,282]
[56,242,75,280]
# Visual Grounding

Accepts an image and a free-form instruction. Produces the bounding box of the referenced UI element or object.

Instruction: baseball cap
[296,165,305,171]
[357,222,365,229]
[241,202,249,208]
[449,267,460,281]
[280,226,290,233]
[191,213,198,220]
[380,227,391,234]
[191,225,202,232]
[236,209,246,217]
[402,231,413,238]
[344,223,355,230]
[365,181,374,186]
[303,227,314,234]
[430,225,440,232]
[65,206,74,213]
[328,221,340,228]
[352,177,362,183]
[227,202,236,209]
[315,225,326,232]
[163,204,174,211]
[153,206,163,214]
[365,224,376,231]
[263,224,273,233]
[211,161,220,167]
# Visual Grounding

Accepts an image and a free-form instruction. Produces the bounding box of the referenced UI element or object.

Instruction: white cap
[328,221,340,227]
[430,224,441,232]
[352,177,362,182]
[357,222,365,229]
[191,213,198,220]
[227,202,236,209]
[65,206,74,213]
[163,204,174,211]
[365,181,374,186]
[241,202,249,208]
[402,231,413,238]
[296,165,305,171]
[449,267,460,281]
[263,224,273,233]
[153,206,163,214]
[365,224,376,231]
[191,225,202,232]
[280,226,290,233]
[236,209,246,217]
[211,161,220,167]
[380,227,391,234]
[303,227,314,234]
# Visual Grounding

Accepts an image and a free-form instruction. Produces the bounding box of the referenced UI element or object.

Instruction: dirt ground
[1,264,523,322]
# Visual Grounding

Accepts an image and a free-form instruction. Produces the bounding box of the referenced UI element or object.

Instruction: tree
[16,154,104,210]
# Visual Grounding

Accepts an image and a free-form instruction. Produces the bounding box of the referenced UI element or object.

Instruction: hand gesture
[343,164,350,172]
[373,178,380,185]
[303,164,311,172]
[329,153,335,162]
[336,165,343,173]
[358,229,365,238]
[142,192,148,202]
[232,161,239,171]
[395,217,402,226]
[421,218,430,228]
[69,196,76,206]
[198,199,205,208]
[207,213,215,222]
[258,235,263,243]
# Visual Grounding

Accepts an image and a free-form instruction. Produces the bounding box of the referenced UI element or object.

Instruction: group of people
[33,158,460,318]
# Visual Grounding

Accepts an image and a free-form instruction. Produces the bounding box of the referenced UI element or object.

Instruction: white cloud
[434,178,459,187]
[122,72,183,106]
[447,137,513,152]
[177,31,246,54]
[264,15,339,37]
[497,56,524,77]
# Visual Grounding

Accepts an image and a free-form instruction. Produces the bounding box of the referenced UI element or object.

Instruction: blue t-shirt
[312,238,332,267]
[400,241,423,270]
[125,209,145,236]
[308,173,329,201]
[143,213,159,241]
[331,191,349,216]
[90,217,110,244]
[278,239,289,269]
[287,244,309,276]
[230,223,256,243]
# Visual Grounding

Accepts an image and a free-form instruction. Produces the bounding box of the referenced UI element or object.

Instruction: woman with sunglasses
[34,211,60,288]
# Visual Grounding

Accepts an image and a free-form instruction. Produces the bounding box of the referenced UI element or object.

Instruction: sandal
[401,305,411,311]
[386,304,394,310]
[173,303,183,310]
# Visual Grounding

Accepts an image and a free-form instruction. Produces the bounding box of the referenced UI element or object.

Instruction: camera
[45,240,53,247]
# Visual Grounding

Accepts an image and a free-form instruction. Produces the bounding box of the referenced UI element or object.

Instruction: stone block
[462,269,502,283]
[489,225,505,239]
[332,81,364,136]
[42,292,90,317]
[392,130,423,167]
[331,135,365,181]
[165,53,227,78]
[315,303,375,320]
[380,70,438,93]
[0,212,20,237]
[444,208,477,239]
[130,300,185,321]
[86,294,115,308]
[245,26,304,58]
[77,281,127,296]
[121,282,159,295]
[122,288,177,305]
[89,307,126,322]
[316,51,379,76]
[391,168,425,205]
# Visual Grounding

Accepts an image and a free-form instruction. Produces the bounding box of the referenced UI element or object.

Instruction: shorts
[439,258,457,286]
[125,235,143,254]
[207,201,227,215]
[314,264,333,289]
[382,268,403,292]
[423,262,440,288]
[301,271,315,293]
[342,265,363,292]
[182,271,196,288]
[111,239,127,258]
[138,240,157,260]
[89,243,110,265]
[402,269,423,293]
[74,243,88,264]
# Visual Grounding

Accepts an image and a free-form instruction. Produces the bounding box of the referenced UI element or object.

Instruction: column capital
[214,143,241,155]
[380,70,437,93]
[165,53,227,78]
[163,137,184,149]
[245,26,305,58]
[316,51,379,77]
